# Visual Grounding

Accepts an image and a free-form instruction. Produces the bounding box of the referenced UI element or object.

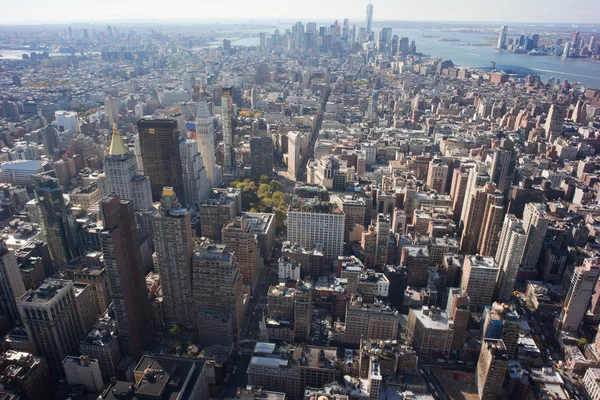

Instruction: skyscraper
[250,134,274,179]
[0,239,26,323]
[366,2,374,41]
[100,125,153,212]
[497,26,508,49]
[544,104,566,141]
[196,99,221,188]
[100,195,152,358]
[179,137,211,206]
[461,183,503,256]
[521,203,550,272]
[152,188,195,328]
[495,214,527,302]
[426,158,449,194]
[446,288,470,352]
[559,258,600,331]
[137,118,185,203]
[461,255,499,312]
[476,339,509,400]
[287,200,345,263]
[33,174,77,267]
[489,139,517,193]
[17,279,93,375]
[222,88,235,178]
[222,217,262,291]
[192,242,245,346]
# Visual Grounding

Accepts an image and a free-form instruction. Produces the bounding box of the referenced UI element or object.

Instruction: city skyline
[1,0,600,24]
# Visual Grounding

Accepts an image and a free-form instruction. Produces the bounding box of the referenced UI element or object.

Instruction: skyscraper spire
[109,124,128,156]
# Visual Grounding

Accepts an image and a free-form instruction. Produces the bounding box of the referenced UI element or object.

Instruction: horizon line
[1,17,598,27]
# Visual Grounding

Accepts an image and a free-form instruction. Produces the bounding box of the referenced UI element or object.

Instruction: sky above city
[1,0,599,24]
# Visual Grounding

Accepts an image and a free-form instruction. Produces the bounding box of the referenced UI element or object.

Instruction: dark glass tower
[100,195,152,358]
[136,118,185,203]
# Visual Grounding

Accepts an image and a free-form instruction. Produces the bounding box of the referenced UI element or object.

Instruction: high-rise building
[497,26,508,49]
[460,183,503,256]
[461,255,499,312]
[196,99,220,188]
[559,258,600,331]
[17,279,93,375]
[99,196,152,358]
[375,214,391,268]
[199,188,242,241]
[54,110,81,134]
[426,158,449,194]
[33,174,77,267]
[287,200,345,263]
[192,242,245,346]
[250,135,274,179]
[62,355,104,393]
[79,312,121,382]
[100,126,153,212]
[137,118,185,203]
[476,339,509,400]
[0,239,26,324]
[495,214,527,302]
[459,162,488,226]
[222,88,235,178]
[489,139,517,193]
[481,303,520,358]
[366,2,374,40]
[406,305,454,356]
[222,217,262,291]
[73,267,111,317]
[179,138,210,206]
[287,131,301,179]
[544,104,566,141]
[446,287,470,352]
[521,203,550,272]
[104,98,119,126]
[152,188,195,328]
[294,280,313,341]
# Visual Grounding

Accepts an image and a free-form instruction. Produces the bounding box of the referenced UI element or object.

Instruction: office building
[250,134,274,179]
[243,212,276,261]
[222,88,235,177]
[365,2,373,39]
[17,279,91,375]
[481,303,520,358]
[247,342,302,400]
[287,131,301,179]
[80,312,121,382]
[54,110,81,134]
[126,354,209,400]
[104,98,119,125]
[196,99,220,188]
[294,280,313,341]
[400,245,429,287]
[495,214,527,302]
[559,258,600,331]
[152,188,195,328]
[460,183,503,256]
[375,214,391,268]
[192,242,245,346]
[62,355,104,393]
[101,125,153,212]
[426,158,448,194]
[461,255,499,312]
[0,350,53,400]
[222,217,262,290]
[497,26,508,49]
[287,200,344,263]
[584,368,600,400]
[489,139,517,193]
[521,203,550,272]
[199,188,242,241]
[235,386,286,400]
[446,288,470,352]
[73,267,111,317]
[33,174,77,267]
[137,118,185,203]
[544,104,566,141]
[179,138,211,206]
[476,339,509,400]
[100,196,152,358]
[299,345,337,391]
[406,306,454,356]
[0,239,26,323]
[344,297,399,345]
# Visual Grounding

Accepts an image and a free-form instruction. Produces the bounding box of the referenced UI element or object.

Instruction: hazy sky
[1,0,599,24]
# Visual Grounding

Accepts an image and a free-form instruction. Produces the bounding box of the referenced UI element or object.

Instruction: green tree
[259,175,271,184]
[269,180,283,193]
[168,325,181,340]
[257,183,272,198]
